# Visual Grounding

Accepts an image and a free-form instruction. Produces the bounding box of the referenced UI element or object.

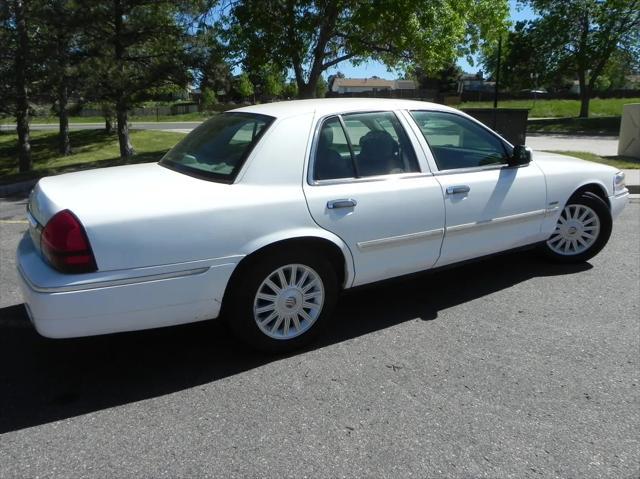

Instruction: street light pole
[493,36,502,109]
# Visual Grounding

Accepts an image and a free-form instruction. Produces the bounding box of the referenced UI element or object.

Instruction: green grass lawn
[1,98,637,125]
[527,116,621,135]
[0,129,185,184]
[0,111,215,125]
[460,97,639,118]
[546,151,640,169]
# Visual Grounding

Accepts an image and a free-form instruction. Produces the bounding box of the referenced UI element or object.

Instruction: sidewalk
[526,134,619,156]
[622,170,639,195]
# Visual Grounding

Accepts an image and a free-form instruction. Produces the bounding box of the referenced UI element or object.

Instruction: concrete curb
[0,178,37,198]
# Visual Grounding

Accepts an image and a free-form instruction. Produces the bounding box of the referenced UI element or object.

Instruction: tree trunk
[116,104,134,161]
[58,82,71,155]
[113,0,133,161]
[105,116,114,134]
[577,10,590,119]
[579,89,590,118]
[55,25,71,156]
[15,0,31,172]
[102,104,115,133]
[297,82,316,99]
[578,72,590,118]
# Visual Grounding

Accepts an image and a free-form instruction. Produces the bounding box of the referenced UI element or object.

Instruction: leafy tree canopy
[522,0,639,116]
[225,0,509,98]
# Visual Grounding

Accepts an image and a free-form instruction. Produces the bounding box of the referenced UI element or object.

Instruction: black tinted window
[411,111,509,170]
[313,111,419,181]
[160,112,273,182]
[314,117,356,181]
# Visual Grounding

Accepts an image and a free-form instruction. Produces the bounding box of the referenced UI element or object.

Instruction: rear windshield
[159,112,274,183]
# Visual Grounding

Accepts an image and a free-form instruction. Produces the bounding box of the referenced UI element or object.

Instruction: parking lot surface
[0,196,638,478]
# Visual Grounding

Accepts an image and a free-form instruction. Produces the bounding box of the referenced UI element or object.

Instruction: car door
[303,110,445,287]
[408,110,547,267]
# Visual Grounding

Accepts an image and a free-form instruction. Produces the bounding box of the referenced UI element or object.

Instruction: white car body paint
[433,164,548,266]
[17,98,630,338]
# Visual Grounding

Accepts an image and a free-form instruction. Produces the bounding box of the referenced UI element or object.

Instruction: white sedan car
[17,99,629,352]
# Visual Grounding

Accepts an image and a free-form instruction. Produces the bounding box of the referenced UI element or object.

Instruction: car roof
[231,98,460,119]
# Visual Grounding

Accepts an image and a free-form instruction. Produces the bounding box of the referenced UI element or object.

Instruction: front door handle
[446,185,471,195]
[327,198,357,209]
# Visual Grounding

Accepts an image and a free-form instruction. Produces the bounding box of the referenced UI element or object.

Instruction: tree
[191,25,233,102]
[200,87,218,110]
[34,0,87,155]
[0,2,15,118]
[243,62,286,100]
[235,73,255,101]
[283,80,298,99]
[596,48,640,90]
[226,0,508,99]
[80,0,199,161]
[262,66,286,99]
[481,23,536,92]
[526,0,640,117]
[14,0,30,171]
[411,63,463,93]
[1,0,33,172]
[315,75,328,98]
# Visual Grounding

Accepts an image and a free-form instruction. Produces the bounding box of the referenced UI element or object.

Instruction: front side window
[160,112,274,182]
[313,111,419,181]
[410,111,510,170]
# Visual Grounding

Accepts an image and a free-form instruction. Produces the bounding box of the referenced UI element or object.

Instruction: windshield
[159,112,274,182]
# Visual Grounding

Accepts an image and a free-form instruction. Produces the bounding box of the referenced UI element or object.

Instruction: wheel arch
[221,231,354,313]
[570,181,611,209]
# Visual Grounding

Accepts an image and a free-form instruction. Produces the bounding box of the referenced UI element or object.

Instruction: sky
[326,0,536,79]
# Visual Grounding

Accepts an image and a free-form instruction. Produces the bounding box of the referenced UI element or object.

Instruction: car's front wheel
[226,249,338,353]
[541,191,612,263]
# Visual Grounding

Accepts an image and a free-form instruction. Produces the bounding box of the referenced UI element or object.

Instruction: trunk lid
[27,162,239,271]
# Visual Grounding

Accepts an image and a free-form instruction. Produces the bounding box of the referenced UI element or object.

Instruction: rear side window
[410,111,509,170]
[313,111,419,181]
[160,112,274,182]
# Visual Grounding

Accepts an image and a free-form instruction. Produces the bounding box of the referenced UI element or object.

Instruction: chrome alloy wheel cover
[253,264,325,340]
[547,204,600,256]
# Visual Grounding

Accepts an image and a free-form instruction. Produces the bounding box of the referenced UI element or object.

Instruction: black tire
[540,191,612,263]
[225,248,338,353]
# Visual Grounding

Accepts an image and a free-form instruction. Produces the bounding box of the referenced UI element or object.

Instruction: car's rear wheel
[226,249,338,353]
[541,192,612,263]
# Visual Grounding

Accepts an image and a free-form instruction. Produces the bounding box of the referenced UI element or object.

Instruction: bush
[200,88,218,111]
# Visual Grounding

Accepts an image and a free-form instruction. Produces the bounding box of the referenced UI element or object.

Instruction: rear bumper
[17,235,240,338]
[610,190,629,219]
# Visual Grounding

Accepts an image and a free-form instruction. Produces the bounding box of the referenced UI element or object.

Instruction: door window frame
[307,110,430,186]
[405,110,519,176]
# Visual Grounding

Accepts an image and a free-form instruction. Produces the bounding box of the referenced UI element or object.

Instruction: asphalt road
[0,196,638,478]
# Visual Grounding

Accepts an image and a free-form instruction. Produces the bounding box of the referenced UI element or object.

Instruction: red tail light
[41,209,97,274]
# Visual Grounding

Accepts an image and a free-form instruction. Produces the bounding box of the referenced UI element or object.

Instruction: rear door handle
[327,198,357,209]
[446,185,470,195]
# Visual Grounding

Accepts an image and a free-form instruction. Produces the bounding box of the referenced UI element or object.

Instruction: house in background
[330,77,417,94]
[458,73,494,93]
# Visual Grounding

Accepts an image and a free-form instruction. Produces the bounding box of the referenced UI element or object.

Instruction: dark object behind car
[462,108,529,146]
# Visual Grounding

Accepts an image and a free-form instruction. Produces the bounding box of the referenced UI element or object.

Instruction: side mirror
[508,145,532,167]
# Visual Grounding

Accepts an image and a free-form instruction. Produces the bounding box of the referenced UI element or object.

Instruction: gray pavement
[151,128,625,159]
[526,134,619,157]
[0,121,625,157]
[0,195,638,478]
